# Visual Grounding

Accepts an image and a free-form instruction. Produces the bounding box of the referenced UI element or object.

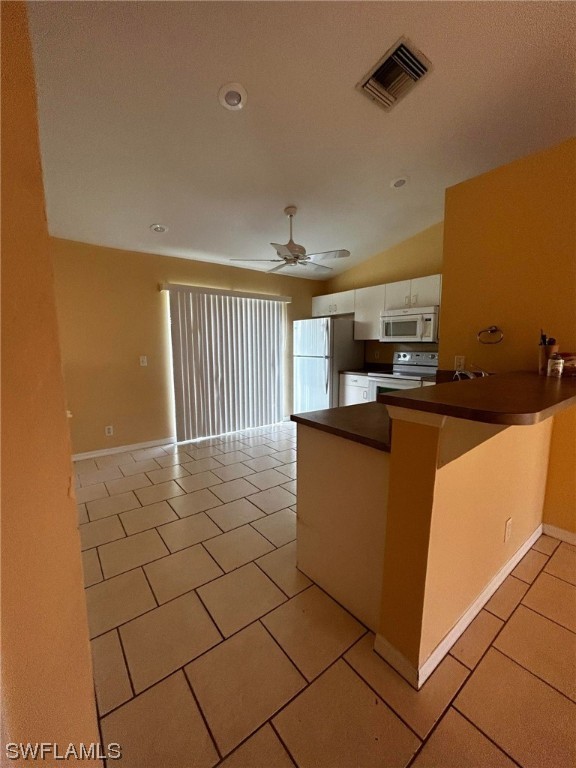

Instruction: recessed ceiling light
[390,176,409,189]
[149,223,168,233]
[218,83,247,111]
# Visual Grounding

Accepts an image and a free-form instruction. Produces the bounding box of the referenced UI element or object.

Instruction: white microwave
[379,306,439,343]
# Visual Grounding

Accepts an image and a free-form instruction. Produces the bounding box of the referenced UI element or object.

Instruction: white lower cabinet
[339,373,369,406]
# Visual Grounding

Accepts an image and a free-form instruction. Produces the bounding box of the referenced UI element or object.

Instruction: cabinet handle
[412,294,417,305]
[363,391,367,399]
[404,296,410,306]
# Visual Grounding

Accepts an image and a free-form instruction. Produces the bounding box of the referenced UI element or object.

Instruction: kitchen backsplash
[364,340,439,365]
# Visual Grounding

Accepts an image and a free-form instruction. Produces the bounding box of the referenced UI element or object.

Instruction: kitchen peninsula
[292,373,576,689]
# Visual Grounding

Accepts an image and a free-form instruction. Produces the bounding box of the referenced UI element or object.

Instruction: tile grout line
[268,720,299,768]
[517,600,576,636]
[181,670,223,762]
[340,655,424,744]
[451,704,524,768]
[252,558,296,601]
[540,567,576,590]
[486,645,576,707]
[114,626,137,700]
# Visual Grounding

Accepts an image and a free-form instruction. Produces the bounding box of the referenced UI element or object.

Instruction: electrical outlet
[374,351,380,360]
[504,517,512,543]
[454,355,466,371]
[105,425,114,437]
[139,356,148,367]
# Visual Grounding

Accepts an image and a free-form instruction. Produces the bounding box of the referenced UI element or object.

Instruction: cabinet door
[384,280,411,310]
[331,290,355,315]
[313,290,355,317]
[312,294,333,317]
[341,386,368,405]
[354,285,386,340]
[410,275,441,308]
[339,374,369,405]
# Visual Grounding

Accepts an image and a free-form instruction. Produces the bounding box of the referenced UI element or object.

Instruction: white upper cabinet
[410,275,442,308]
[384,280,411,310]
[384,274,441,310]
[312,290,355,317]
[353,285,386,340]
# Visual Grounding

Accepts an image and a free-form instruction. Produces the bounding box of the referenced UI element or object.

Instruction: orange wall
[439,138,576,373]
[1,4,100,762]
[51,239,321,454]
[440,138,576,533]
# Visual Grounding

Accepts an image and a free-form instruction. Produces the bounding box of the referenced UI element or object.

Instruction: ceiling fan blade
[271,242,293,259]
[230,258,284,262]
[308,249,350,260]
[268,263,288,273]
[306,262,333,272]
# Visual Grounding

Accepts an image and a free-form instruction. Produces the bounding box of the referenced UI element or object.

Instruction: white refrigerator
[293,317,364,413]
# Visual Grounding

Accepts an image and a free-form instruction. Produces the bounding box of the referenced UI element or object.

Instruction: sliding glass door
[166,285,288,441]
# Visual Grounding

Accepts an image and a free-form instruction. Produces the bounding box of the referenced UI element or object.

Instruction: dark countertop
[291,403,391,452]
[379,371,576,425]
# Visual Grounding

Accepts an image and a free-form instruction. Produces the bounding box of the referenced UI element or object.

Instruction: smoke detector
[218,83,247,111]
[357,37,431,111]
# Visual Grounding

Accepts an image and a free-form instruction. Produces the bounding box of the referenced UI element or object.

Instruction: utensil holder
[538,345,559,375]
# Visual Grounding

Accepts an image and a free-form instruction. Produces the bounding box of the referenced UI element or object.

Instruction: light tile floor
[76,422,576,768]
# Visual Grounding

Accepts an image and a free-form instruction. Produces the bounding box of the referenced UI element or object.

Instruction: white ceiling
[28,1,575,280]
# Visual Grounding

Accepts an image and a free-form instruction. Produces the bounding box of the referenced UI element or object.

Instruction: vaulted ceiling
[28,1,575,279]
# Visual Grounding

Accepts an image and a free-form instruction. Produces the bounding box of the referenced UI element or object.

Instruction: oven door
[368,377,422,400]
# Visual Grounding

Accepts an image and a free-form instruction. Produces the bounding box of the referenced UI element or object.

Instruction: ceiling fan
[231,206,350,273]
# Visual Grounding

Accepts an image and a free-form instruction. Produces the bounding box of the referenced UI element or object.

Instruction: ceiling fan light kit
[230,206,351,275]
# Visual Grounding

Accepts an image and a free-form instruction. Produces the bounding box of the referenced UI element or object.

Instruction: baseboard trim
[72,437,176,461]
[373,636,419,688]
[543,523,576,546]
[375,524,543,689]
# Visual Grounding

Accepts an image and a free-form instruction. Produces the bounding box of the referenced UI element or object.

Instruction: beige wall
[322,222,444,293]
[1,4,100,763]
[439,137,576,533]
[296,425,389,630]
[543,407,576,532]
[379,415,552,674]
[52,239,322,454]
[422,417,552,663]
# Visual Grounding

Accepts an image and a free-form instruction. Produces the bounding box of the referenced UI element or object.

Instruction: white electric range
[368,351,438,400]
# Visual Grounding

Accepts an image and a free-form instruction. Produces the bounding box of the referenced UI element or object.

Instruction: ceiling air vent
[357,38,431,111]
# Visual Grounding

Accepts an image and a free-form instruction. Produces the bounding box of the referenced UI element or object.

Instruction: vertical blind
[165,285,288,442]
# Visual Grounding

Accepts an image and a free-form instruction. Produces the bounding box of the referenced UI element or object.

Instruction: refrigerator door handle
[325,357,329,394]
